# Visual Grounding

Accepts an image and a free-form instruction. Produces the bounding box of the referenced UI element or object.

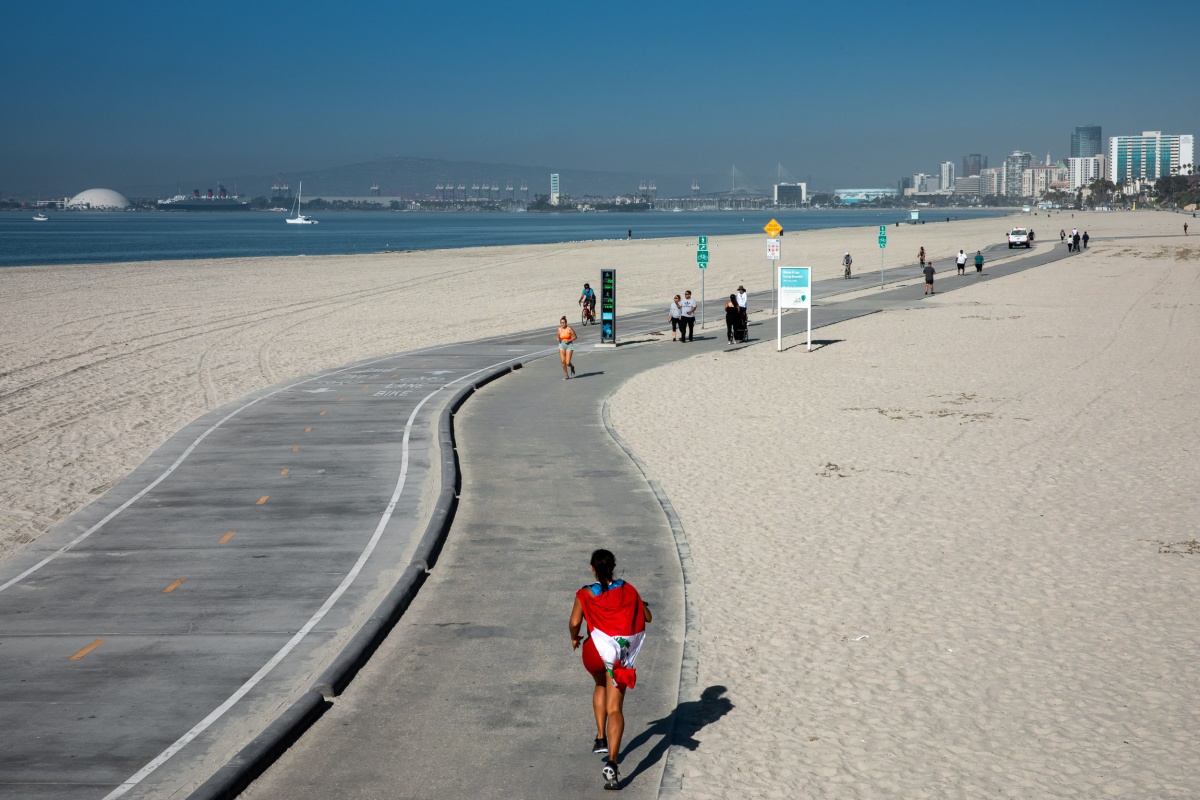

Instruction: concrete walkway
[0,240,1070,799]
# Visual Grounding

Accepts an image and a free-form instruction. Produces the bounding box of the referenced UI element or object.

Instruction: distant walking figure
[974,250,984,273]
[1060,229,1067,243]
[923,262,936,295]
[1186,223,1189,236]
[679,290,696,342]
[1082,231,1090,249]
[557,317,577,379]
[724,294,740,344]
[956,250,967,275]
[668,294,682,341]
[569,548,652,791]
[627,229,633,240]
[1072,231,1081,252]
[918,246,926,267]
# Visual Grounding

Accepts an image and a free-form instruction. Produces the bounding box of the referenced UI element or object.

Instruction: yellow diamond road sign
[764,218,783,239]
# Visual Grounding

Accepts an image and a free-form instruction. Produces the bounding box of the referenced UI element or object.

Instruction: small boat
[33,213,48,221]
[285,182,317,225]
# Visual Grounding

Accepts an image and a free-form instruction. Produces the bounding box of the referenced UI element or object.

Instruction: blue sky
[2,0,1196,195]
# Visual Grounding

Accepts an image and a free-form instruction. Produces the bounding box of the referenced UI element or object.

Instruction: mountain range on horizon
[21,156,806,202]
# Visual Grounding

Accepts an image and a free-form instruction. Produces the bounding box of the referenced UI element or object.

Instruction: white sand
[609,211,1200,797]
[0,212,1026,559]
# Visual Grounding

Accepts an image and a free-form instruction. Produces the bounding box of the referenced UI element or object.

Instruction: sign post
[764,219,783,314]
[878,225,887,288]
[778,266,812,352]
[600,268,616,345]
[696,236,708,329]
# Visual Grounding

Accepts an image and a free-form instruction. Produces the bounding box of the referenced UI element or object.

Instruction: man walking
[956,250,967,275]
[1082,231,1090,249]
[974,250,984,273]
[1072,231,1081,253]
[679,290,696,342]
[923,261,936,295]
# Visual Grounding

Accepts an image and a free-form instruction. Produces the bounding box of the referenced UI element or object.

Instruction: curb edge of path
[186,361,529,800]
[600,399,697,799]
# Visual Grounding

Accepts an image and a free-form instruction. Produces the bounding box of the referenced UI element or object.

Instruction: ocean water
[0,208,1010,268]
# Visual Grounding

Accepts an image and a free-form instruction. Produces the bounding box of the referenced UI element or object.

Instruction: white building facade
[1108,132,1195,184]
[1068,156,1106,190]
[940,161,956,193]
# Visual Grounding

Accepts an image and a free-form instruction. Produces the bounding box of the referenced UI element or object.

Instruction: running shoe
[602,760,621,790]
[570,363,576,375]
[592,737,608,754]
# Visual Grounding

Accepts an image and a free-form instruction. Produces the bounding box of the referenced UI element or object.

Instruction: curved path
[0,242,1068,799]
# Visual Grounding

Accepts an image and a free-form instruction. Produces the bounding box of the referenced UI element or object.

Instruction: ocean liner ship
[157,184,249,210]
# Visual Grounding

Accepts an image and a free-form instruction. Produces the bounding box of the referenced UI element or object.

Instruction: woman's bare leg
[560,349,569,376]
[605,684,627,762]
[591,672,607,738]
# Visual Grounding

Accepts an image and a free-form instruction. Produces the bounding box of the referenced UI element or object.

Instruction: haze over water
[0,209,1009,268]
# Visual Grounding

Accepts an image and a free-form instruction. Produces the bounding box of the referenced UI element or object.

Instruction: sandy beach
[609,211,1200,796]
[0,211,1023,558]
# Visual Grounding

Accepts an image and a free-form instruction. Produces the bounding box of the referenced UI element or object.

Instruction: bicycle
[843,253,853,279]
[581,299,596,325]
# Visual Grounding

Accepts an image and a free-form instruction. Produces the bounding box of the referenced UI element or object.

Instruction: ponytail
[590,548,616,592]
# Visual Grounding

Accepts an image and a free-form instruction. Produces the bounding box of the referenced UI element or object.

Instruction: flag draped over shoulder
[576,579,647,689]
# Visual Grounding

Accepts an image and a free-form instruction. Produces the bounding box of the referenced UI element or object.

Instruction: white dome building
[67,188,132,210]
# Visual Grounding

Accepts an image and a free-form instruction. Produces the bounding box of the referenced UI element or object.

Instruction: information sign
[698,236,708,249]
[779,267,811,309]
[763,219,783,238]
[600,269,616,344]
[696,250,710,264]
[766,239,780,260]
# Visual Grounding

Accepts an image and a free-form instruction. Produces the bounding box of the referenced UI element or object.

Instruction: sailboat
[286,182,317,224]
[32,213,49,221]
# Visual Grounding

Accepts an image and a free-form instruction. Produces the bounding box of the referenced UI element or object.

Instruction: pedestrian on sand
[974,250,984,273]
[956,249,967,275]
[679,290,696,342]
[1072,231,1081,252]
[923,261,936,295]
[667,294,682,341]
[569,548,652,791]
[1060,229,1067,243]
[1082,231,1090,249]
[557,316,577,379]
[918,246,926,267]
[1185,222,1189,236]
[724,294,740,344]
[1029,229,1036,243]
[627,229,632,240]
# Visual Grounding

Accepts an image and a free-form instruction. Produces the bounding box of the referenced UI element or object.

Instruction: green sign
[696,250,709,263]
[698,235,708,248]
[878,236,887,248]
[879,225,886,235]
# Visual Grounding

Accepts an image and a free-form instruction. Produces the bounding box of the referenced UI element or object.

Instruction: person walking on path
[569,549,652,791]
[679,290,696,342]
[1185,222,1189,236]
[1060,229,1067,244]
[842,251,853,279]
[1082,231,1090,249]
[974,250,984,273]
[923,261,936,295]
[724,294,741,344]
[956,250,967,275]
[918,246,926,267]
[557,316,577,379]
[736,285,748,322]
[667,294,682,341]
[1072,231,1081,253]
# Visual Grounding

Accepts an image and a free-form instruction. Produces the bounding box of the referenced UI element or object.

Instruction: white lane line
[101,351,543,798]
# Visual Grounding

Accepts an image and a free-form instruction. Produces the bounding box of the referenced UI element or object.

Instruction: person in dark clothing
[923,262,936,295]
[1082,231,1090,249]
[1072,232,1081,252]
[724,294,740,344]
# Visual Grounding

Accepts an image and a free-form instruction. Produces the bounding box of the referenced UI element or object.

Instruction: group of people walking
[666,285,749,344]
[1060,228,1089,252]
[918,247,985,295]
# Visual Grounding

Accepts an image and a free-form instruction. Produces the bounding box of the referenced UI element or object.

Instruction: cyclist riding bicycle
[843,251,853,279]
[579,282,597,324]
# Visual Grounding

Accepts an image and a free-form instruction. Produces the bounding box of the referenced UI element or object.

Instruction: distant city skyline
[1,1,1195,198]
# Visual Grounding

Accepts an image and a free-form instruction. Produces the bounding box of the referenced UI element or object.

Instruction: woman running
[558,316,577,379]
[569,549,651,790]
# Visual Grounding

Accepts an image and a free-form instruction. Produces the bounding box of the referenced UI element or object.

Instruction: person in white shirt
[667,294,682,341]
[735,285,748,341]
[956,250,967,275]
[678,290,697,342]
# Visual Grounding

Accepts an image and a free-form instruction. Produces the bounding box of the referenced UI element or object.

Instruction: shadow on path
[618,685,734,788]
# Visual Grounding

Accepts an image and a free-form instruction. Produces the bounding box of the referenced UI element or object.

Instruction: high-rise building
[940,161,956,192]
[1004,151,1033,197]
[1071,125,1103,158]
[912,173,938,193]
[1068,156,1106,190]
[898,176,913,195]
[1108,132,1195,184]
[962,154,987,177]
[953,175,981,197]
[980,167,1004,197]
[550,173,560,206]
